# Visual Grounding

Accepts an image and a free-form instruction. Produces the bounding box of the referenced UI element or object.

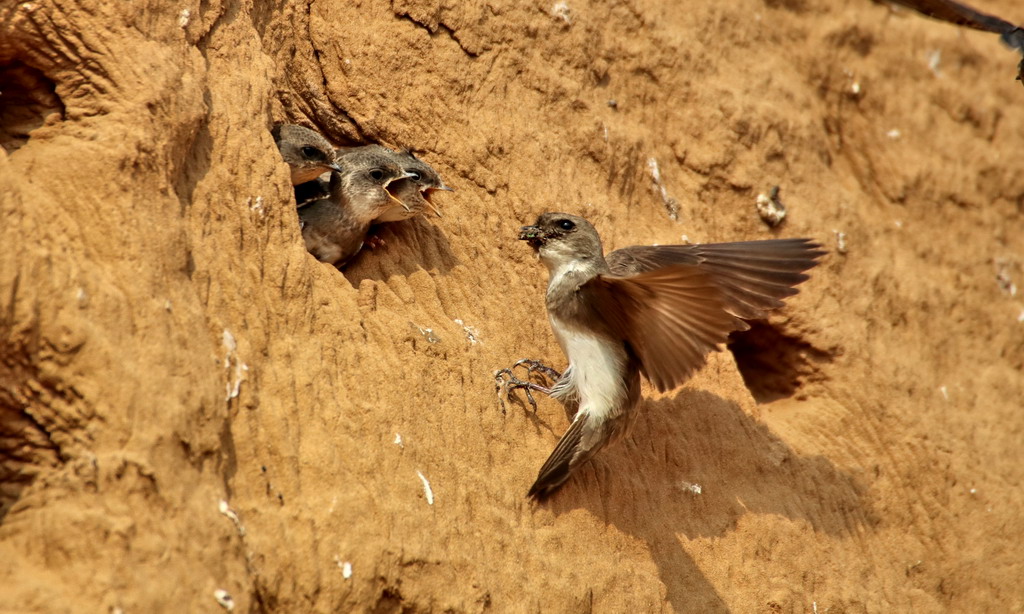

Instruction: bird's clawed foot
[493,359,562,414]
[365,233,387,250]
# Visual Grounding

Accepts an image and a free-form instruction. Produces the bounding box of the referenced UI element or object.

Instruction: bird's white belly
[550,315,627,420]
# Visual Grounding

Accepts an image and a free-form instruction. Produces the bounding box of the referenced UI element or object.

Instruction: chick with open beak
[272,124,342,185]
[297,152,411,267]
[375,149,452,222]
[336,145,451,223]
[330,149,413,219]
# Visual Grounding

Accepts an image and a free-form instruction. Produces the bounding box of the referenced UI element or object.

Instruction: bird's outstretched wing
[883,0,1024,83]
[886,0,1021,39]
[607,239,825,321]
[580,265,741,392]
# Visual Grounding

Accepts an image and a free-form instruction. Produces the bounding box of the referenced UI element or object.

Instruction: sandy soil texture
[1,0,1022,612]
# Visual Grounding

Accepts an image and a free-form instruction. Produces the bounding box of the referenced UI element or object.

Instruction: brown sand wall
[1,0,1022,612]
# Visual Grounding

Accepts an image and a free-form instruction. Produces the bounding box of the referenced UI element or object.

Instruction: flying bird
[498,213,825,499]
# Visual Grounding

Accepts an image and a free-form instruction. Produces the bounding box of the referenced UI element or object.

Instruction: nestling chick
[272,124,341,185]
[374,149,452,222]
[298,152,412,267]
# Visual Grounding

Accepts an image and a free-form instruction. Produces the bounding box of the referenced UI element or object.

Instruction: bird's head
[272,124,341,185]
[519,212,604,273]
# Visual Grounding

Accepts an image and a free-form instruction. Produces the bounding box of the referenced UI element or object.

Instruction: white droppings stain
[995,259,1017,296]
[647,158,679,220]
[249,195,265,216]
[213,589,235,611]
[454,319,481,344]
[218,500,245,536]
[648,158,662,182]
[939,386,948,401]
[222,330,236,363]
[755,188,786,227]
[886,129,901,140]
[680,481,702,495]
[551,1,571,23]
[222,330,249,401]
[394,433,404,448]
[178,8,190,28]
[414,324,440,344]
[850,81,861,95]
[416,470,434,505]
[927,49,942,77]
[834,230,848,254]
[226,363,248,400]
[333,555,354,578]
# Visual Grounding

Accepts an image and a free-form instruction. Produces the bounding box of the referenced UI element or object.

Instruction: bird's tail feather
[528,413,589,500]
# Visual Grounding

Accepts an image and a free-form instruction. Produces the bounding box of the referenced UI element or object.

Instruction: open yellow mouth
[384,187,411,211]
[420,189,442,217]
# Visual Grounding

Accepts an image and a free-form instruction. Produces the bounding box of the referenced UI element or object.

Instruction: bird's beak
[381,179,410,210]
[383,175,414,211]
[401,171,418,180]
[384,187,407,209]
[328,162,343,173]
[519,225,546,247]
[419,184,448,217]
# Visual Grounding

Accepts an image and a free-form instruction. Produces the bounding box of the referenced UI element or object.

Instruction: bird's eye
[369,169,385,181]
[301,146,321,159]
[558,219,576,231]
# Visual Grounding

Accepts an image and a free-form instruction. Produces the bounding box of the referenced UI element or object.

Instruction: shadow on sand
[342,217,458,285]
[535,389,874,612]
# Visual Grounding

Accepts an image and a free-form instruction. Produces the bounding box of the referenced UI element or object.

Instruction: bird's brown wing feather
[606,244,704,273]
[581,266,744,393]
[607,239,825,321]
[528,413,589,500]
[886,0,1018,35]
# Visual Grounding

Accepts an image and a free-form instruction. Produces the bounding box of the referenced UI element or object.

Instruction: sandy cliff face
[1,0,1022,612]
